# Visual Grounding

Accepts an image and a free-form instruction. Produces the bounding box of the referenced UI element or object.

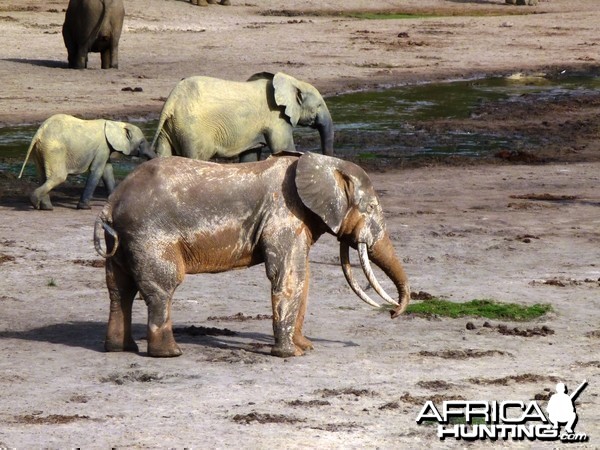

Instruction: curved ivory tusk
[340,242,380,308]
[358,242,399,306]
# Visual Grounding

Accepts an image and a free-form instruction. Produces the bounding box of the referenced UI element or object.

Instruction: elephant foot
[147,327,182,357]
[293,334,314,352]
[77,201,91,210]
[271,342,304,358]
[30,193,51,210]
[220,0,231,5]
[105,338,139,353]
[148,344,182,358]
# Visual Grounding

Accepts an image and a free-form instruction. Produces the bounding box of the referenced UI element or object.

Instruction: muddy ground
[1,0,600,447]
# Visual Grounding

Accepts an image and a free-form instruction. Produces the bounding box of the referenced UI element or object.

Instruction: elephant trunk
[315,106,334,156]
[368,232,411,318]
[138,140,157,160]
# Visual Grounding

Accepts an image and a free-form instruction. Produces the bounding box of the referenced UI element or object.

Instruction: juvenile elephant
[151,72,334,162]
[19,114,154,210]
[94,152,410,358]
[62,0,125,69]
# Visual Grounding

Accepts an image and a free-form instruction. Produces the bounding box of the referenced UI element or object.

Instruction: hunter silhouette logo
[547,380,587,435]
[416,379,589,442]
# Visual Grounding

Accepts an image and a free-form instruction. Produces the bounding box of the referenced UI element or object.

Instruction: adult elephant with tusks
[94,152,410,358]
[151,72,335,162]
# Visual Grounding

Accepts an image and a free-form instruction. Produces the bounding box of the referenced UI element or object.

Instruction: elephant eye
[367,203,375,213]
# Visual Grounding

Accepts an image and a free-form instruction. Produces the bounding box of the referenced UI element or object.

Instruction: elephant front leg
[266,242,311,357]
[102,163,116,194]
[101,42,118,69]
[78,160,106,209]
[270,289,303,358]
[292,258,314,352]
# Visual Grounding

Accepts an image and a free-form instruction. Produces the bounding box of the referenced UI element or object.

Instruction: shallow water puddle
[2,73,599,176]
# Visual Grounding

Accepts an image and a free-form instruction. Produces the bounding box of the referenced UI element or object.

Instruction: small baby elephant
[18,114,155,210]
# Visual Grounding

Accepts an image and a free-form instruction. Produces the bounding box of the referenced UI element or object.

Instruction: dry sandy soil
[1,0,600,447]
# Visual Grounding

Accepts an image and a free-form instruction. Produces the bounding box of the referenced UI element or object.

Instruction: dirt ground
[1,0,599,447]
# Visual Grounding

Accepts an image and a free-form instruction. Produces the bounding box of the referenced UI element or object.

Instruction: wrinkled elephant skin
[95,153,410,358]
[151,72,334,161]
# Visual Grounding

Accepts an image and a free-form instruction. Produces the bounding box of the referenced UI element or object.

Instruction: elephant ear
[247,72,275,82]
[295,152,357,234]
[104,121,131,155]
[273,72,305,127]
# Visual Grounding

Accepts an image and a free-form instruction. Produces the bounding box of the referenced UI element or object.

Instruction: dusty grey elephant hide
[94,152,410,358]
[19,114,154,210]
[151,72,334,162]
[62,0,125,69]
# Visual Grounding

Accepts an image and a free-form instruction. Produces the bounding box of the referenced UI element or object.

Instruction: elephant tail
[94,205,119,258]
[150,109,171,155]
[18,132,40,179]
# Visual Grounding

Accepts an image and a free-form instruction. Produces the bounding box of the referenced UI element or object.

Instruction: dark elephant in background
[62,0,125,69]
[94,152,411,358]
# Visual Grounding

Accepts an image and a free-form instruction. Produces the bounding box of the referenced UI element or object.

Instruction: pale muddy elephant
[151,72,334,162]
[94,152,411,358]
[62,0,125,69]
[19,114,154,210]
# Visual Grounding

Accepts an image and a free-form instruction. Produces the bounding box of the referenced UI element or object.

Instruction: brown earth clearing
[0,0,599,447]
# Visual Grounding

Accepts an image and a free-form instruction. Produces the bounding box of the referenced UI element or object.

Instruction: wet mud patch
[286,399,331,407]
[467,373,559,386]
[531,277,600,288]
[416,348,511,359]
[100,370,163,385]
[416,380,459,391]
[308,422,363,432]
[467,321,555,337]
[509,193,579,202]
[72,259,104,268]
[0,253,15,265]
[13,414,95,425]
[206,312,272,322]
[232,412,303,425]
[397,392,466,406]
[572,360,600,369]
[315,388,377,398]
[203,349,266,365]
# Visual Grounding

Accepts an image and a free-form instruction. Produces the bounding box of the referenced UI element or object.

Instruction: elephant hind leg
[155,132,174,157]
[30,171,67,210]
[137,254,184,357]
[142,287,182,357]
[105,260,139,353]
